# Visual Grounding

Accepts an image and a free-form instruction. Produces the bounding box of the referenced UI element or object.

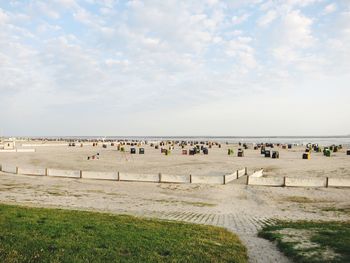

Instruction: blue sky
[0,0,349,136]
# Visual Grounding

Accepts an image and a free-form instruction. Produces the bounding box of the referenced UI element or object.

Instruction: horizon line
[2,135,350,139]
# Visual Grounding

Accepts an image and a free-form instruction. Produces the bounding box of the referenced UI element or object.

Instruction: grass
[0,204,247,263]
[282,196,316,203]
[321,207,350,215]
[259,220,350,263]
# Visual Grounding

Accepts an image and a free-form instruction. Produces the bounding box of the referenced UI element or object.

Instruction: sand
[0,140,349,263]
[0,141,349,178]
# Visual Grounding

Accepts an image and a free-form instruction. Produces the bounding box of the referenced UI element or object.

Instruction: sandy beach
[1,141,349,178]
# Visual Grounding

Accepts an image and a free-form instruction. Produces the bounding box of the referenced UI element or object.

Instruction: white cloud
[225,36,257,69]
[37,23,61,33]
[0,8,9,24]
[73,8,94,25]
[324,3,337,14]
[258,10,277,27]
[278,10,315,49]
[54,0,77,8]
[232,13,250,26]
[37,2,61,19]
[285,0,320,8]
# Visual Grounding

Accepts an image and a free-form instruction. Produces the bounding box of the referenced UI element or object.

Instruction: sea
[29,136,350,147]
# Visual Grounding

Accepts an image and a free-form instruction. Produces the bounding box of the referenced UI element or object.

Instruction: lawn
[0,204,247,263]
[259,220,350,263]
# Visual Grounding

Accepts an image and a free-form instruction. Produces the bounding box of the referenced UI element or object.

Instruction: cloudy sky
[0,0,349,136]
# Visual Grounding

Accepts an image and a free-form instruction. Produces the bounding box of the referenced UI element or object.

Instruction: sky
[0,0,349,137]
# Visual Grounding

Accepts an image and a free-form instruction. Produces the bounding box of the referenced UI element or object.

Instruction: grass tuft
[0,203,247,262]
[259,220,350,263]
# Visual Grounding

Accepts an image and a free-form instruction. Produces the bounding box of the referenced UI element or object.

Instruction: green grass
[259,220,350,263]
[0,204,247,263]
[282,196,314,203]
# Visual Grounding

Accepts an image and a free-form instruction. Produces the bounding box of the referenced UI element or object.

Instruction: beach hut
[347,150,350,155]
[323,147,329,155]
[324,149,331,157]
[139,148,145,154]
[264,150,271,158]
[272,151,279,159]
[303,153,310,159]
[237,148,244,157]
[260,146,266,155]
[203,148,208,155]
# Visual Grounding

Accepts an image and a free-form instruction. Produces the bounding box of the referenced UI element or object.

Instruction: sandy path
[1,173,349,262]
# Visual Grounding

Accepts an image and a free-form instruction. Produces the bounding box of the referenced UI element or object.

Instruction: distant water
[32,136,350,146]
